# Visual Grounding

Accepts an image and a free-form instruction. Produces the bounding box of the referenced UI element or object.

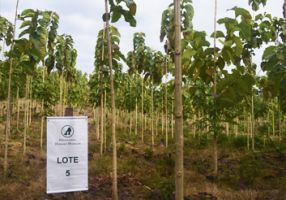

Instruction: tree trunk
[40,69,45,150]
[267,109,270,137]
[213,135,218,176]
[155,113,158,137]
[16,87,20,130]
[135,98,138,135]
[278,101,281,142]
[96,106,100,141]
[104,0,118,199]
[171,101,174,139]
[251,93,255,151]
[129,110,132,135]
[165,60,168,147]
[161,111,164,135]
[104,90,107,152]
[151,79,154,147]
[284,0,286,18]
[29,77,33,125]
[100,92,104,156]
[213,0,218,177]
[141,78,144,143]
[234,117,238,137]
[4,0,20,175]
[225,122,229,136]
[247,115,250,150]
[23,76,29,155]
[193,115,196,137]
[272,103,275,137]
[59,74,63,116]
[174,0,184,199]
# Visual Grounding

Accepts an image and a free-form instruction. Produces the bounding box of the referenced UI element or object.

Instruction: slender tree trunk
[96,105,100,141]
[104,1,118,199]
[213,0,218,177]
[0,102,3,118]
[151,79,154,147]
[272,103,275,137]
[29,77,33,125]
[144,107,147,133]
[172,101,174,139]
[59,74,62,116]
[225,122,229,136]
[155,113,158,137]
[40,69,45,150]
[104,90,107,152]
[174,0,184,198]
[94,104,100,141]
[23,76,29,155]
[4,0,20,175]
[284,0,286,18]
[267,109,270,137]
[193,115,196,137]
[251,93,255,151]
[247,115,250,150]
[100,92,104,156]
[278,101,281,142]
[141,78,144,143]
[213,134,218,172]
[235,117,238,137]
[161,111,164,135]
[135,98,138,135]
[165,60,169,147]
[16,87,20,130]
[129,110,132,135]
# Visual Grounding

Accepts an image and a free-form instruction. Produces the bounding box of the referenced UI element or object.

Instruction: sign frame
[46,116,88,194]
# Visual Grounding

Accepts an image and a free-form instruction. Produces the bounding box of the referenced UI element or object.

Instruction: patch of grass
[144,148,153,161]
[89,155,112,176]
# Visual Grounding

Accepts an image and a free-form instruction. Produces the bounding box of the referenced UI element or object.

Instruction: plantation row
[1,0,286,199]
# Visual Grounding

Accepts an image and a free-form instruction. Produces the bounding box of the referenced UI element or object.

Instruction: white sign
[46,116,88,194]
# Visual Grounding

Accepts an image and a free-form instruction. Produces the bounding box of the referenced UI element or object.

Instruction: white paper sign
[46,116,88,194]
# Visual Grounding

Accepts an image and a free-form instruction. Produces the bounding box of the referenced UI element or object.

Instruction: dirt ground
[1,116,286,200]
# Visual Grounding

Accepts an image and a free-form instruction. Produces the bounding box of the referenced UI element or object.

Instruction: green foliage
[91,25,125,107]
[261,44,286,113]
[0,16,13,48]
[160,0,194,52]
[54,34,77,80]
[232,136,247,149]
[32,68,60,114]
[157,178,175,200]
[127,32,147,75]
[67,70,89,108]
[118,143,126,154]
[248,0,267,11]
[239,153,263,186]
[108,0,137,27]
[18,9,59,65]
[216,70,255,110]
[143,148,153,160]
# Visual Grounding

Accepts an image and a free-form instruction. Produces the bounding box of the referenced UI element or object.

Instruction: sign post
[46,116,88,194]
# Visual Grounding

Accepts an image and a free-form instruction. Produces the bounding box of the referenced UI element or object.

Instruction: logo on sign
[61,125,74,138]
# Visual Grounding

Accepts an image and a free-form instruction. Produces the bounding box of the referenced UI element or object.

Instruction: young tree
[161,0,193,198]
[17,9,60,153]
[93,26,124,155]
[174,0,184,198]
[102,0,136,199]
[3,0,19,175]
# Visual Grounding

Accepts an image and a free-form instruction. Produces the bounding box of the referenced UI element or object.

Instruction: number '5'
[66,170,71,176]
